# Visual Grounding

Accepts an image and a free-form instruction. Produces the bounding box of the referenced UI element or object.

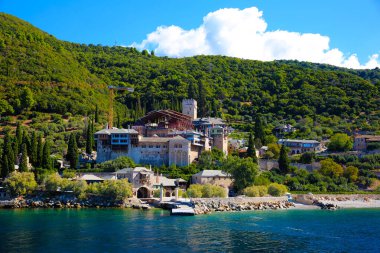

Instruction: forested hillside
[1,12,380,137]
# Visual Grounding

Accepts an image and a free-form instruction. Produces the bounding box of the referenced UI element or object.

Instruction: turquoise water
[0,208,380,252]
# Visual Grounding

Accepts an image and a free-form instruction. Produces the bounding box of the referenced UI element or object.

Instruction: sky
[1,0,380,69]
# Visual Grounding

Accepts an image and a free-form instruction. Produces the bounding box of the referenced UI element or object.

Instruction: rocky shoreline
[192,197,295,215]
[0,194,124,209]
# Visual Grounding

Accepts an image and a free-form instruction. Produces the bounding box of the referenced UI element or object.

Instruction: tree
[319,158,344,178]
[254,116,266,146]
[4,172,37,197]
[96,179,133,201]
[299,152,316,164]
[187,82,198,100]
[344,166,359,182]
[23,130,31,156]
[30,131,38,165]
[230,157,258,192]
[264,143,281,159]
[197,149,225,170]
[268,183,288,196]
[19,143,28,172]
[41,140,51,170]
[1,132,14,177]
[67,133,78,169]
[15,122,23,149]
[197,151,214,170]
[246,132,257,163]
[197,80,208,117]
[36,134,43,167]
[95,156,135,172]
[278,145,290,174]
[95,104,99,123]
[85,119,93,154]
[0,99,14,119]
[20,87,35,111]
[328,133,353,151]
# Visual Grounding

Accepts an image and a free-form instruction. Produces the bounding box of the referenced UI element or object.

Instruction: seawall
[191,197,293,215]
[294,194,380,208]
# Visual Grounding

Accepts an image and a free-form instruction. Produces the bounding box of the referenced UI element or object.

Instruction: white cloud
[132,7,380,69]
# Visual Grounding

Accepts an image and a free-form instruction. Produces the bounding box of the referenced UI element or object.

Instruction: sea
[0,208,379,252]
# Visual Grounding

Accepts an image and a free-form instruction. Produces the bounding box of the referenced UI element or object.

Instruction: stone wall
[191,197,292,215]
[259,159,321,171]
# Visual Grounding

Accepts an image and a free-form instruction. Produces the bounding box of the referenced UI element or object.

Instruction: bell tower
[182,99,198,120]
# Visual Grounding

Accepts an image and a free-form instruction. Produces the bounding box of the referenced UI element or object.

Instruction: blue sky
[1,0,380,68]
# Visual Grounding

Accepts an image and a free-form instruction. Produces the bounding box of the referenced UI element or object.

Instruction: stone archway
[137,187,149,199]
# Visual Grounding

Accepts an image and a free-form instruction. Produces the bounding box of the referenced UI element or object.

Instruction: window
[142,145,146,148]
[156,145,160,148]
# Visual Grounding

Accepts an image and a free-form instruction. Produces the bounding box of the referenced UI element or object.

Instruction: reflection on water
[0,208,380,252]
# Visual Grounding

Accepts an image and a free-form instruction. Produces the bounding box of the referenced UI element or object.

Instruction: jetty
[170,204,195,216]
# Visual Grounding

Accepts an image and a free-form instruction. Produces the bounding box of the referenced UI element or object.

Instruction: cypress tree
[117,112,121,128]
[42,140,51,170]
[66,134,73,163]
[95,104,99,123]
[198,81,207,117]
[91,117,95,150]
[1,133,14,177]
[67,133,78,169]
[254,116,266,146]
[36,135,43,167]
[2,157,9,178]
[23,130,31,156]
[187,82,198,99]
[278,145,290,174]
[246,132,258,163]
[31,131,38,165]
[85,120,93,154]
[15,122,23,148]
[13,137,19,162]
[19,143,28,172]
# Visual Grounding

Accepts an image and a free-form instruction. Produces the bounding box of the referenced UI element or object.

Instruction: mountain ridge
[0,12,379,136]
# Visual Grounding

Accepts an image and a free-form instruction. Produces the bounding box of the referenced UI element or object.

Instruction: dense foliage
[186,184,226,198]
[43,173,132,200]
[0,13,380,138]
[4,172,37,196]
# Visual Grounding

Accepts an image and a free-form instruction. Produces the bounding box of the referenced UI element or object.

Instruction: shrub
[186,184,203,198]
[299,152,316,164]
[187,184,226,198]
[95,156,136,172]
[243,185,268,197]
[66,180,88,199]
[62,170,76,179]
[201,184,226,198]
[254,175,271,186]
[4,172,37,197]
[328,133,353,151]
[44,173,68,192]
[97,179,133,201]
[268,183,288,196]
[319,158,344,178]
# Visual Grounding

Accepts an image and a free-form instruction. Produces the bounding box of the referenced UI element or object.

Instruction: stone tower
[182,99,198,120]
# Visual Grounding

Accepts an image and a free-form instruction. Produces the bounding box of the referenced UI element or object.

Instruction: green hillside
[0,13,107,117]
[1,12,380,139]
